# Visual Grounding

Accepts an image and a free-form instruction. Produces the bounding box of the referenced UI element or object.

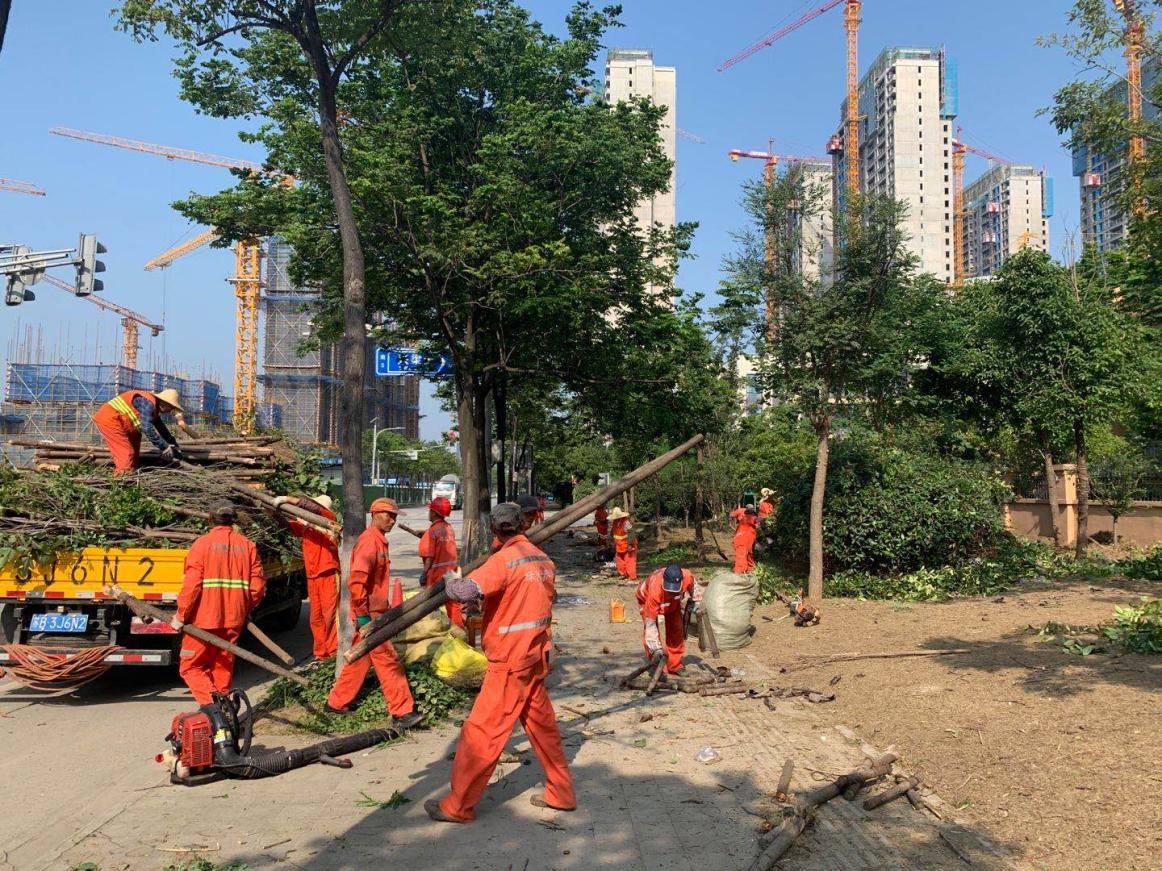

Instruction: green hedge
[766,432,1010,575]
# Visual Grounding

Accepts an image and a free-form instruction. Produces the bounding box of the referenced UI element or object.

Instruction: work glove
[169,616,184,631]
[649,647,665,665]
[273,495,292,507]
[356,614,371,630]
[441,567,462,584]
[159,446,176,463]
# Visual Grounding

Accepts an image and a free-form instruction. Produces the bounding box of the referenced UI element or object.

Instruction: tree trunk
[1040,431,1064,549]
[654,473,664,547]
[457,377,483,562]
[1074,417,1090,558]
[692,443,701,559]
[311,57,366,679]
[808,415,831,600]
[495,371,507,502]
[474,384,493,555]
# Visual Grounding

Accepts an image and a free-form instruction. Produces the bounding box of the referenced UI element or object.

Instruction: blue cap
[662,564,683,593]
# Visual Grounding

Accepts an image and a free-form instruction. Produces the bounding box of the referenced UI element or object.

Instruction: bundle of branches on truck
[0,436,331,690]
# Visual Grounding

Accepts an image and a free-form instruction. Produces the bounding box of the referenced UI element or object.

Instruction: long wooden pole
[345,434,706,664]
[108,586,309,687]
[246,620,296,667]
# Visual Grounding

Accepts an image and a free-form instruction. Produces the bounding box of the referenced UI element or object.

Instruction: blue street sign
[375,347,453,378]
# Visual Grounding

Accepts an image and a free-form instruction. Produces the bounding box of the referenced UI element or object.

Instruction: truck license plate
[29,612,89,633]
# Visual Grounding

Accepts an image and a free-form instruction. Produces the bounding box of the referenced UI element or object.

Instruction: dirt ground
[639,524,1161,870]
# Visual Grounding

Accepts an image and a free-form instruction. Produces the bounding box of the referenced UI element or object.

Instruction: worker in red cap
[426,503,574,824]
[325,497,421,728]
[171,502,265,705]
[273,493,339,660]
[92,387,185,473]
[732,505,758,574]
[419,495,461,627]
[636,563,697,675]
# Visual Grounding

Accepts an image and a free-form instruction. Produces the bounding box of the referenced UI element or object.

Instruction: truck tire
[0,604,16,644]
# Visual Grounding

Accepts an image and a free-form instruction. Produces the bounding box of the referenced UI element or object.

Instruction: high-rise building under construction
[961,165,1052,278]
[834,47,958,283]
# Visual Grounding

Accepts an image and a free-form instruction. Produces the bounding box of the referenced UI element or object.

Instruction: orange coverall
[438,535,575,821]
[327,527,415,716]
[92,389,170,473]
[636,567,696,674]
[594,506,609,549]
[733,512,758,574]
[758,498,775,519]
[286,506,339,659]
[535,496,546,524]
[419,516,462,628]
[176,525,266,705]
[611,517,637,580]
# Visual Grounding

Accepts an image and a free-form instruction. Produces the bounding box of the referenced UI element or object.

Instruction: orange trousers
[439,657,574,821]
[95,420,141,474]
[615,545,638,581]
[179,626,241,706]
[327,621,415,716]
[307,572,339,658]
[641,609,686,674]
[733,543,755,574]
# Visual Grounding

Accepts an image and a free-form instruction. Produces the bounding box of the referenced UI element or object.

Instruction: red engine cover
[172,712,214,771]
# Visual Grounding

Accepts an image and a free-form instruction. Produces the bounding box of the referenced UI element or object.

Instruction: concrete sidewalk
[5,513,1011,870]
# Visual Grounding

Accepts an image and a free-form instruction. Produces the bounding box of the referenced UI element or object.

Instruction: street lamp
[370,419,406,485]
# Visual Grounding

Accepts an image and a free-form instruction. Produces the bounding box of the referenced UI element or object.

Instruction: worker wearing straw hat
[92,387,185,473]
[609,506,638,581]
[757,488,777,519]
[273,493,340,659]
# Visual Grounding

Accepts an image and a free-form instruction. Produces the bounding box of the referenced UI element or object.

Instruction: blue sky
[1,1,1100,438]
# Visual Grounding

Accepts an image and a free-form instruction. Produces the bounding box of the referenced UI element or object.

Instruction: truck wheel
[0,604,16,644]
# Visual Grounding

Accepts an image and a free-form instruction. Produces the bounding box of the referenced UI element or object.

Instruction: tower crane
[0,178,46,196]
[952,130,1028,285]
[49,127,287,432]
[40,273,163,370]
[1113,0,1146,217]
[719,0,862,197]
[729,146,828,338]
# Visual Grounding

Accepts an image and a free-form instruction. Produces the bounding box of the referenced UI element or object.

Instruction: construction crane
[49,127,281,432]
[952,130,1025,285]
[0,178,46,196]
[719,0,862,197]
[41,273,163,370]
[1113,0,1146,217]
[729,146,828,338]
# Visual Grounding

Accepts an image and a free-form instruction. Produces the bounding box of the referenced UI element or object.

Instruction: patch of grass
[1102,598,1162,654]
[1116,544,1162,581]
[260,658,474,735]
[161,860,250,871]
[643,543,697,568]
[753,563,800,606]
[356,790,411,809]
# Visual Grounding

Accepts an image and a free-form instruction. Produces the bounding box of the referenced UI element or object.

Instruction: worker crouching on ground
[274,493,339,660]
[419,496,461,628]
[732,505,759,574]
[92,387,185,474]
[425,502,575,824]
[637,563,698,675]
[609,506,638,581]
[171,502,265,705]
[325,498,422,729]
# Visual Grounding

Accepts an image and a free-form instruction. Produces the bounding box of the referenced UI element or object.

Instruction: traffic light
[75,233,106,296]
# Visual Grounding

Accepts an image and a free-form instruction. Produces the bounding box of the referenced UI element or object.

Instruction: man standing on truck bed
[274,493,339,660]
[92,387,185,474]
[171,502,265,705]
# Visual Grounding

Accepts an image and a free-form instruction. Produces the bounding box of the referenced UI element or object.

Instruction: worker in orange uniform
[609,506,637,581]
[170,502,265,705]
[274,493,339,660]
[594,503,609,551]
[516,494,540,532]
[732,505,759,574]
[535,494,546,524]
[426,503,575,824]
[325,498,422,728]
[93,387,185,474]
[637,563,697,675]
[419,496,461,628]
[757,488,777,520]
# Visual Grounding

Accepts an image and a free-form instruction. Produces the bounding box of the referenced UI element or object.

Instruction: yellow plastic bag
[395,608,451,644]
[432,634,487,687]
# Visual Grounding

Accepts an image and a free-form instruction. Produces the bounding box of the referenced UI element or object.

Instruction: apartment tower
[962,165,1052,278]
[834,47,959,283]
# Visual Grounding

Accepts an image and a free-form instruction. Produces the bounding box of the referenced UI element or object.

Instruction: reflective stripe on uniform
[497,615,551,635]
[202,578,250,590]
[110,395,142,430]
[505,554,553,569]
[430,559,458,570]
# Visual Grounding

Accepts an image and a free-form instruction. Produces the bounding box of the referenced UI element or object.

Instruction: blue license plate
[29,612,89,633]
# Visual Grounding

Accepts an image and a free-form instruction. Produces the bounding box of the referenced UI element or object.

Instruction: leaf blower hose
[165,689,399,783]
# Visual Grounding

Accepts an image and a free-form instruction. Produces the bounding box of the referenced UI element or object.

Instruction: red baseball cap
[429,496,452,517]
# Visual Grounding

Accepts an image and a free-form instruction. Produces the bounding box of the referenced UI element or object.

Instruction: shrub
[1118,544,1162,581]
[1102,598,1162,654]
[766,431,1010,576]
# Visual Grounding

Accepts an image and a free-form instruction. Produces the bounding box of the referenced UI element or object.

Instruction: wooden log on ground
[345,434,706,664]
[776,759,794,803]
[698,683,752,697]
[620,660,655,687]
[109,586,309,687]
[747,753,897,871]
[702,612,720,658]
[863,774,922,811]
[246,621,296,667]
